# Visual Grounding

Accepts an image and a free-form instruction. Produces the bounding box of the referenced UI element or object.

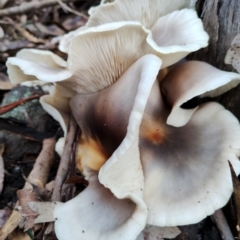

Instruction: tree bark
[190,0,240,119]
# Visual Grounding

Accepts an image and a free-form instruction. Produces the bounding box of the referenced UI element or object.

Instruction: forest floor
[0,0,239,239]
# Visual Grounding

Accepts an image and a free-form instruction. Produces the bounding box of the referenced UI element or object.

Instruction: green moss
[1,85,46,127]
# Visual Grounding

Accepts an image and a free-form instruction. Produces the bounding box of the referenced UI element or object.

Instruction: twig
[51,116,77,202]
[211,209,234,240]
[56,0,88,19]
[25,138,56,189]
[3,18,46,44]
[0,0,87,16]
[44,116,77,238]
[0,94,43,115]
[0,138,56,240]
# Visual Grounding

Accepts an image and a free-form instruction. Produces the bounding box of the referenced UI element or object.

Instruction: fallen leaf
[28,201,61,223]
[17,188,38,231]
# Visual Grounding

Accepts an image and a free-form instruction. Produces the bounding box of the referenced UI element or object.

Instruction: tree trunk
[190,0,240,119]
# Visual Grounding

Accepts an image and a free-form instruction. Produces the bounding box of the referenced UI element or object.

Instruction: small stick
[3,17,46,44]
[211,209,234,240]
[56,0,88,19]
[0,94,43,115]
[25,138,56,189]
[0,0,86,16]
[51,116,77,202]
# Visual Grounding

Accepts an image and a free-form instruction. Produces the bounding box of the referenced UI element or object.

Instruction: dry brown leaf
[17,188,38,231]
[0,73,12,90]
[28,201,60,224]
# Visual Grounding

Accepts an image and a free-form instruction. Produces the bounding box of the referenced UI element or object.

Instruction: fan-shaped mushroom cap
[71,52,240,228]
[70,54,162,175]
[6,49,72,84]
[88,0,114,16]
[57,54,162,240]
[65,20,207,94]
[139,81,240,226]
[61,0,200,53]
[85,0,208,67]
[54,174,146,240]
[40,84,74,136]
[161,61,240,127]
[86,0,192,29]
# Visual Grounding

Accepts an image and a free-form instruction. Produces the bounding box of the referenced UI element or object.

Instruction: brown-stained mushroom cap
[55,54,163,240]
[71,56,240,228]
[140,81,240,226]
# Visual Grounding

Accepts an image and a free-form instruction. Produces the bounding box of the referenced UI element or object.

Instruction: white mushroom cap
[6,49,72,84]
[54,174,146,240]
[161,61,240,127]
[67,54,162,239]
[88,0,114,16]
[85,0,208,68]
[40,84,75,136]
[70,53,162,175]
[86,0,192,29]
[70,52,240,229]
[60,1,208,60]
[58,26,87,53]
[140,96,240,226]
[65,22,151,93]
[147,9,209,68]
[65,19,207,94]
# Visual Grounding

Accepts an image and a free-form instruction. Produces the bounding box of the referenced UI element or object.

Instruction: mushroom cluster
[6,0,240,240]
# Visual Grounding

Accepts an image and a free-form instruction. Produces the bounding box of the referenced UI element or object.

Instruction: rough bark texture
[190,0,240,119]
